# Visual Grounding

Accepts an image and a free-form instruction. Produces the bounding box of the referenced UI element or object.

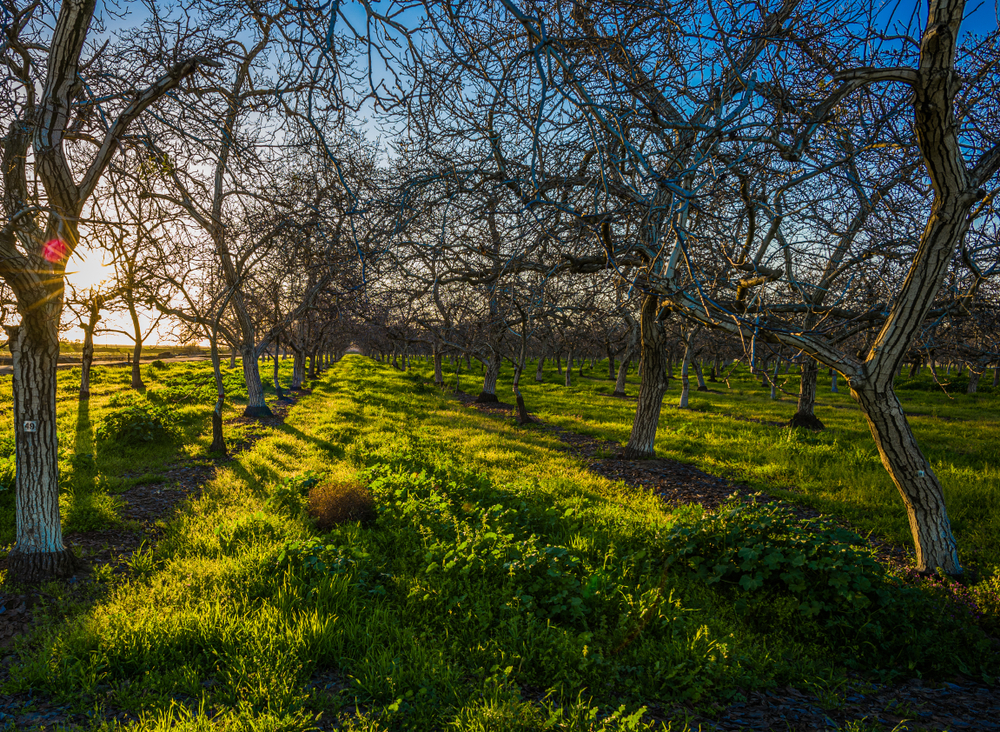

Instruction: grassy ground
[0,358,294,547]
[2,357,996,730]
[418,358,1000,574]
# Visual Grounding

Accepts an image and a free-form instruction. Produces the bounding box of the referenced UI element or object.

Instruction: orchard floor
[0,356,998,731]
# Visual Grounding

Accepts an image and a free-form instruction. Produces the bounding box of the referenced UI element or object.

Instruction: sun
[68,251,113,291]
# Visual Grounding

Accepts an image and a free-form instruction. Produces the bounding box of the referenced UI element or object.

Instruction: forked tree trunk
[477,355,500,403]
[209,334,227,454]
[853,385,960,574]
[242,344,272,417]
[6,315,79,580]
[789,358,824,430]
[624,295,667,458]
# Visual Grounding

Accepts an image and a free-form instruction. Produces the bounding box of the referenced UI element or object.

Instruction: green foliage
[268,471,322,516]
[151,359,168,369]
[664,496,885,616]
[96,395,181,445]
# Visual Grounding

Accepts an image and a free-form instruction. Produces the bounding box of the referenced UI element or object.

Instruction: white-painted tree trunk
[7,315,78,580]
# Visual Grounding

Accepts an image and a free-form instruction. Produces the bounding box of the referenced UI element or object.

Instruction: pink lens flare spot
[43,238,69,263]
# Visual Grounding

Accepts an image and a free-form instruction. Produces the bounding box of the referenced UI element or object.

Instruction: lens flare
[43,238,69,263]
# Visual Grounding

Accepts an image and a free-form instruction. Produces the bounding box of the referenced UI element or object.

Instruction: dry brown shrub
[307,480,377,530]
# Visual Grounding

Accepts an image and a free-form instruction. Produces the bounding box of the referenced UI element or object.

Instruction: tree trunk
[556,353,563,375]
[967,368,982,394]
[535,356,544,382]
[476,354,500,403]
[512,362,531,425]
[291,347,305,390]
[694,361,708,392]
[993,364,999,388]
[434,348,444,385]
[79,302,99,400]
[624,295,667,458]
[831,369,839,393]
[678,338,693,409]
[564,348,573,387]
[128,301,144,391]
[242,344,272,417]
[852,385,960,574]
[209,334,227,454]
[229,347,237,369]
[909,359,920,378]
[6,316,79,581]
[607,346,616,379]
[789,358,824,430]
[272,341,289,402]
[613,354,631,397]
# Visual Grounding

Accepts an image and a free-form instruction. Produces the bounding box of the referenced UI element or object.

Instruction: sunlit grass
[1,357,994,731]
[413,357,1000,571]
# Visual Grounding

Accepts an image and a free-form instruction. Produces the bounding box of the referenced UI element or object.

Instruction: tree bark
[853,385,960,574]
[79,297,100,400]
[967,367,981,394]
[476,354,500,403]
[624,295,667,458]
[789,358,824,430]
[613,354,631,397]
[128,301,144,390]
[564,348,573,387]
[242,344,272,417]
[433,347,444,385]
[535,356,544,381]
[831,369,839,393]
[209,333,227,453]
[694,360,708,392]
[6,317,79,581]
[678,337,693,409]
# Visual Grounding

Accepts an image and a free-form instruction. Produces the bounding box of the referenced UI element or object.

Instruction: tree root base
[475,392,499,403]
[243,405,274,418]
[787,412,825,430]
[612,390,628,398]
[622,446,655,460]
[7,547,81,583]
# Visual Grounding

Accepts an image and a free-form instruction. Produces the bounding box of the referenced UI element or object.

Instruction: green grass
[0,357,301,546]
[3,357,996,731]
[417,357,1000,573]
